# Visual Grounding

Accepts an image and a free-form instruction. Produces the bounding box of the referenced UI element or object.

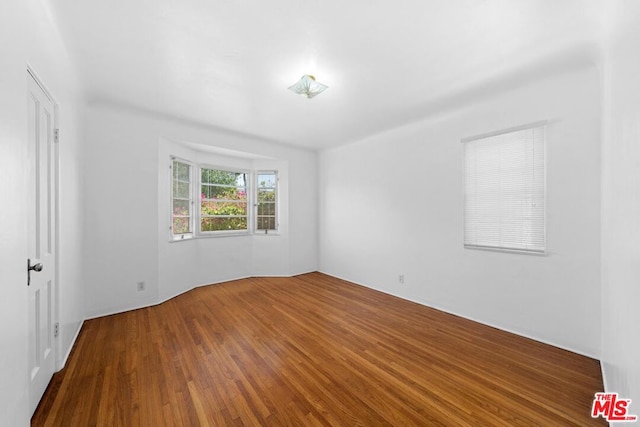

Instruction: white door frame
[26,66,61,372]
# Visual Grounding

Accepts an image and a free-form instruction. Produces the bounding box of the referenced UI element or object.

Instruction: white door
[27,72,57,416]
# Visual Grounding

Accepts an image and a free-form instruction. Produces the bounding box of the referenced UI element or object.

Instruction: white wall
[0,1,84,425]
[601,0,640,417]
[83,103,317,318]
[319,64,602,357]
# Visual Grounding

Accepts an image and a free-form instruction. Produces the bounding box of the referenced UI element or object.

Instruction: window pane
[201,185,247,201]
[201,217,247,232]
[202,169,246,186]
[258,188,275,202]
[257,217,266,230]
[257,174,276,188]
[172,217,191,234]
[201,200,247,216]
[257,216,276,230]
[173,199,190,216]
[258,202,275,215]
[173,181,190,199]
[173,162,190,181]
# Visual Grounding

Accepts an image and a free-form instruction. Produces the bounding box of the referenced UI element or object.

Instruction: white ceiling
[50,0,603,150]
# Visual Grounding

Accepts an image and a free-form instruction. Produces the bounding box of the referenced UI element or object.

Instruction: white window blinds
[463,123,546,254]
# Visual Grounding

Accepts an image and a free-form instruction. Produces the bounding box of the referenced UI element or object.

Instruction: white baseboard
[85,271,317,321]
[56,319,84,372]
[318,270,600,360]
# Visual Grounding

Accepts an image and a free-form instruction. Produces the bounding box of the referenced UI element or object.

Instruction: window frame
[462,121,547,255]
[170,157,194,241]
[255,170,279,234]
[197,164,251,237]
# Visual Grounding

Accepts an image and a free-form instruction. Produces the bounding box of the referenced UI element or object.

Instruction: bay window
[170,158,279,239]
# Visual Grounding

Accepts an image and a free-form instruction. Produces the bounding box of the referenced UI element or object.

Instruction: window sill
[169,231,281,242]
[170,234,194,243]
[254,231,280,237]
[464,244,546,256]
[198,231,252,238]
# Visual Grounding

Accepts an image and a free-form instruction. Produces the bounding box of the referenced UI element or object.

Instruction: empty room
[1,0,639,425]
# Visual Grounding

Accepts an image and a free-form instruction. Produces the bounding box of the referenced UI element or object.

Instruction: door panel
[27,73,56,416]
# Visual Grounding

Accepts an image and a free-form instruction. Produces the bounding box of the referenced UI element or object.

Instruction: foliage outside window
[200,168,248,232]
[256,172,277,232]
[171,160,193,238]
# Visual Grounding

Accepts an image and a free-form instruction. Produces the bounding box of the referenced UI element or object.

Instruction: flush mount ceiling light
[288,74,328,99]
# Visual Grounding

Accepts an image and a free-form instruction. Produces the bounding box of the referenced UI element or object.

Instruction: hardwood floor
[32,273,605,426]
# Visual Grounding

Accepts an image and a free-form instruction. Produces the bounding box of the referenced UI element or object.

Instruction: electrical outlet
[399,274,405,284]
[137,281,145,291]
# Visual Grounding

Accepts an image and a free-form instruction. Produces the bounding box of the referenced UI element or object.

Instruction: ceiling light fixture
[288,74,328,99]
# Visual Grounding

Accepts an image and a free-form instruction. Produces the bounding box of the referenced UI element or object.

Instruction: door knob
[28,260,43,272]
[27,259,43,286]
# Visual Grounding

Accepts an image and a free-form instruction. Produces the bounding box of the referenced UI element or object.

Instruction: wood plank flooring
[32,273,605,426]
